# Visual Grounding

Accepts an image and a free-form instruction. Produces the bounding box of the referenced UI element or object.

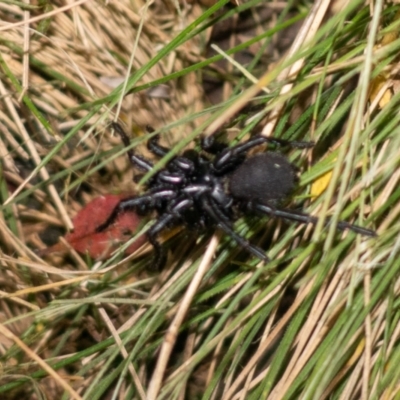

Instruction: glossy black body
[97,123,376,269]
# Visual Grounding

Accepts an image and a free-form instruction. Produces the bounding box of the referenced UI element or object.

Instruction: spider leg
[147,214,175,270]
[96,189,176,232]
[202,197,269,262]
[201,134,229,154]
[146,126,198,177]
[213,136,314,172]
[252,203,377,237]
[145,125,171,157]
[147,197,194,269]
[111,122,154,172]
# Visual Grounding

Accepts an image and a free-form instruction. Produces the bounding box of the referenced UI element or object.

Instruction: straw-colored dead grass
[0,1,207,250]
[0,2,209,399]
[1,1,400,400]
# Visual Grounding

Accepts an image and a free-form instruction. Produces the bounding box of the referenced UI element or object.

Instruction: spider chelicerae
[97,122,376,269]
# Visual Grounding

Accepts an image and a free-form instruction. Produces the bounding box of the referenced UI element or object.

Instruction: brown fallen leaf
[39,194,146,260]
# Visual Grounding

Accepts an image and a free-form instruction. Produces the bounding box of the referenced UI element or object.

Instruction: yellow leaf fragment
[369,73,392,109]
[368,11,400,108]
[310,165,335,199]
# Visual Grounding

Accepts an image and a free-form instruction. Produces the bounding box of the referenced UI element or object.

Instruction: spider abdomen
[228,153,296,204]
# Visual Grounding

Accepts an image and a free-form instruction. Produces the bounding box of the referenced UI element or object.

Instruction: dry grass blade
[147,235,219,400]
[1,0,399,399]
[0,323,83,400]
[261,0,331,137]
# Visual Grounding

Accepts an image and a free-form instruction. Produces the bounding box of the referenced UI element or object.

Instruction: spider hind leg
[252,203,377,237]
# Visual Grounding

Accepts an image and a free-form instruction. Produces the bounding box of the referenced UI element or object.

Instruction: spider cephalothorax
[97,123,376,269]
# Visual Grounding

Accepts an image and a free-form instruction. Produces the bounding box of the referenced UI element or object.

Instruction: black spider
[97,122,376,269]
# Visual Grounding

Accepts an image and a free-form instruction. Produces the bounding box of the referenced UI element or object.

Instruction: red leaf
[40,194,146,259]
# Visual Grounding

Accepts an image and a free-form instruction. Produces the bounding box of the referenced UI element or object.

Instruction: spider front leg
[96,189,176,232]
[252,203,377,237]
[111,122,154,172]
[145,125,171,157]
[146,126,197,176]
